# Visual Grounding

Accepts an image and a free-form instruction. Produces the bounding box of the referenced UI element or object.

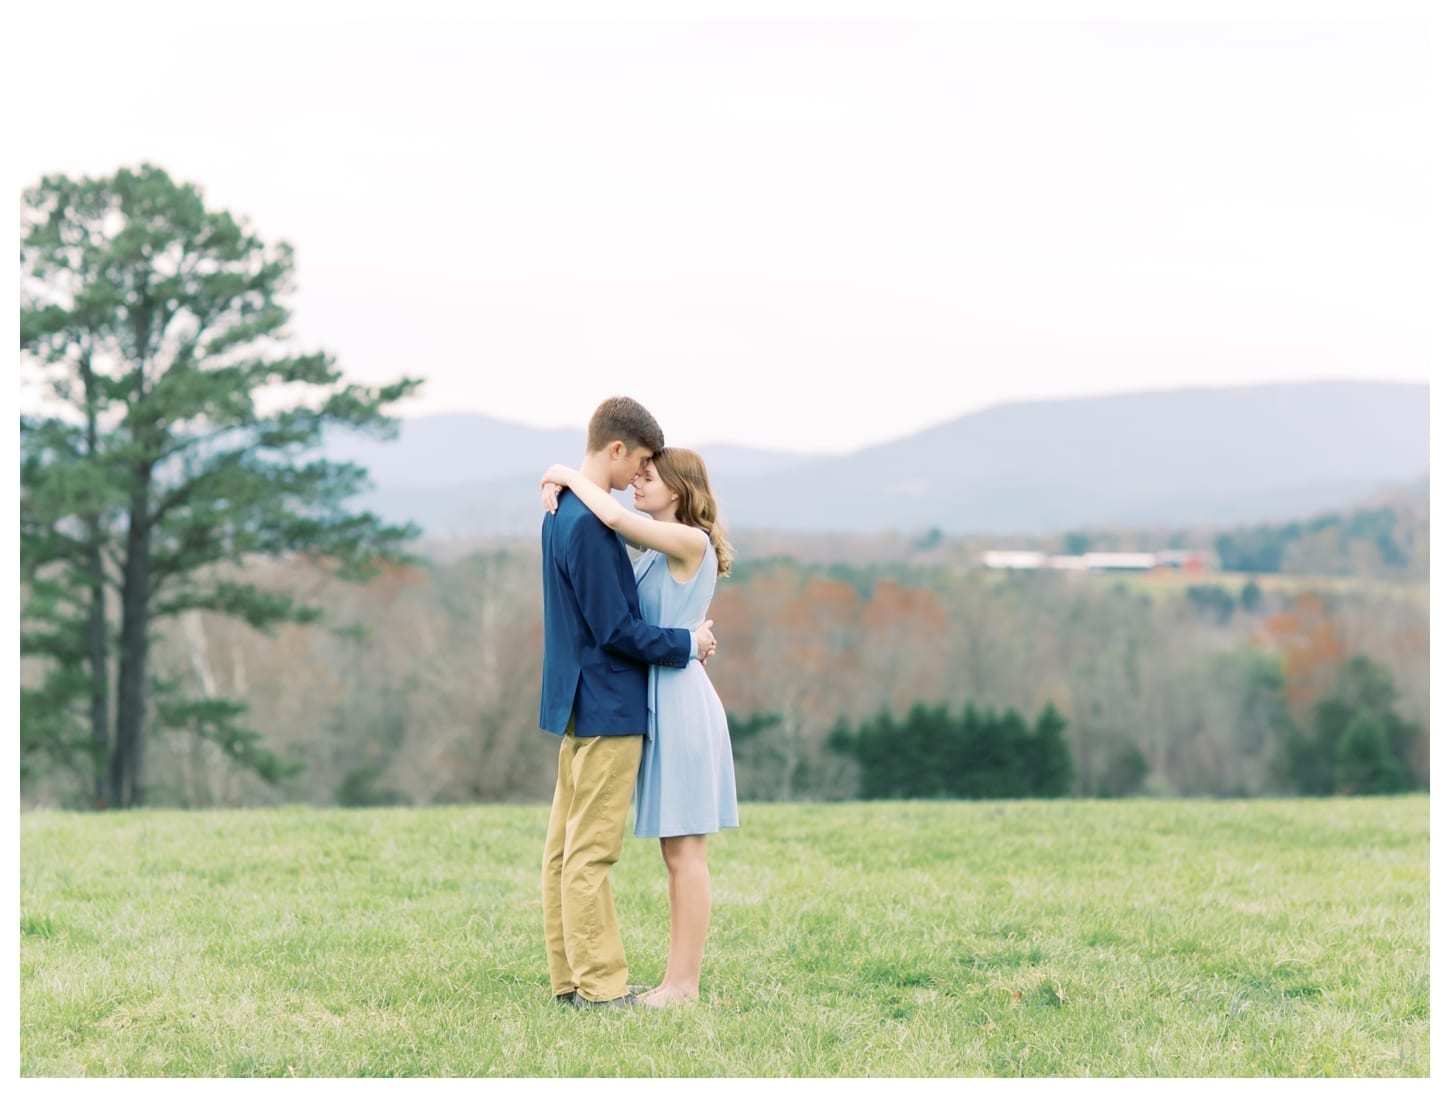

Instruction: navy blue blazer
[539,488,693,737]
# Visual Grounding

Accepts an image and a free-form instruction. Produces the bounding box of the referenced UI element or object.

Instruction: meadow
[20,797,1428,1077]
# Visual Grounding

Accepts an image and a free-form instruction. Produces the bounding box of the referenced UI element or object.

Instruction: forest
[21,525,1428,809]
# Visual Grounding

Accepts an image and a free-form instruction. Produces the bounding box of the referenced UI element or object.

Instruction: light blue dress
[632,542,740,839]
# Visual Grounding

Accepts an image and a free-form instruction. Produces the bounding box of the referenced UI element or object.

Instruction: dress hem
[634,820,740,839]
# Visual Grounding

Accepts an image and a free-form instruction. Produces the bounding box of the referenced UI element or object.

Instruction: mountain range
[326,380,1430,539]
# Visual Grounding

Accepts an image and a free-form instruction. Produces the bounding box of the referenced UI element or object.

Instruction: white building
[1079,552,1158,571]
[981,550,1047,570]
[983,549,1194,572]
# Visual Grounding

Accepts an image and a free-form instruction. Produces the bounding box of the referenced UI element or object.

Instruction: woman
[540,448,738,1009]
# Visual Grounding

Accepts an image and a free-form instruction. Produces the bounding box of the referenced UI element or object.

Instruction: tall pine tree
[20,164,421,808]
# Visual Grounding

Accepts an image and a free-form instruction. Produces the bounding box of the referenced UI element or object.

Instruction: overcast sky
[12,2,1434,454]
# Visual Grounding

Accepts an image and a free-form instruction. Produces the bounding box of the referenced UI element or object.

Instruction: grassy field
[20,797,1428,1077]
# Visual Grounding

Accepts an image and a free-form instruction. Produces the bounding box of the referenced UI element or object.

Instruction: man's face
[610,444,654,492]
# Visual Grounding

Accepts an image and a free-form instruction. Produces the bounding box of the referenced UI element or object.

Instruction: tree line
[1211,504,1426,577]
[727,645,1421,802]
[20,541,1427,809]
[822,701,1075,799]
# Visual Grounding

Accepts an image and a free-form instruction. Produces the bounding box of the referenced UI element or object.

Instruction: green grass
[20,798,1428,1077]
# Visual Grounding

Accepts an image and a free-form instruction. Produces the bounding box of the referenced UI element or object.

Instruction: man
[539,395,717,1009]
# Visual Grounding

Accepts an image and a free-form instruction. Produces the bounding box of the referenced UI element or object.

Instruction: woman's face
[631,460,675,517]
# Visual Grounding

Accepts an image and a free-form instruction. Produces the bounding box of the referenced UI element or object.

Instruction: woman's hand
[539,464,577,515]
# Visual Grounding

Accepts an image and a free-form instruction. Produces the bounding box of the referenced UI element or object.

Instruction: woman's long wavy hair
[652,447,733,577]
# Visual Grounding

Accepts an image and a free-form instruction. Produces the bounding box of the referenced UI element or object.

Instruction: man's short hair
[586,396,665,455]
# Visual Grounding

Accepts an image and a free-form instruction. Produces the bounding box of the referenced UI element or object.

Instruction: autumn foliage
[18,545,1430,809]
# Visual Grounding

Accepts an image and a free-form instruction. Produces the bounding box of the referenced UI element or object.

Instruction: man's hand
[693,619,717,663]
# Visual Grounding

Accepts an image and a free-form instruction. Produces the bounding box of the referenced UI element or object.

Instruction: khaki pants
[542,724,644,1002]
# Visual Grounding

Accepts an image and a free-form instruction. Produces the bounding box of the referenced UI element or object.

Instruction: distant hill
[324,413,819,486]
[332,381,1429,539]
[327,416,818,541]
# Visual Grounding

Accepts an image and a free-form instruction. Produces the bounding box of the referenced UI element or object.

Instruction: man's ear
[607,440,626,461]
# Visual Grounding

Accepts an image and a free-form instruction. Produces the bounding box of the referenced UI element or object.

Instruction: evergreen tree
[1238,580,1265,613]
[1280,655,1421,796]
[833,699,1077,801]
[20,164,421,808]
[1334,711,1406,795]
[1025,702,1075,797]
[906,701,953,797]
[949,702,984,795]
[990,709,1030,798]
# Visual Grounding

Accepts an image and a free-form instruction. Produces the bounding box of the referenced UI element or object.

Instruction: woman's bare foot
[640,986,698,1009]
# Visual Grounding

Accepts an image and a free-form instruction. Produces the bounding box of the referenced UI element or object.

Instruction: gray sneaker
[571,991,640,1010]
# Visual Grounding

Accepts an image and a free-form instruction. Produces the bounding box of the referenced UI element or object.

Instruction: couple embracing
[537,396,739,1010]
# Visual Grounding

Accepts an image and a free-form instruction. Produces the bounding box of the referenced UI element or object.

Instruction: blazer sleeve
[565,518,693,668]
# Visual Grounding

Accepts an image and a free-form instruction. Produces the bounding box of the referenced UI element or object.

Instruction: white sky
[11,1,1438,454]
